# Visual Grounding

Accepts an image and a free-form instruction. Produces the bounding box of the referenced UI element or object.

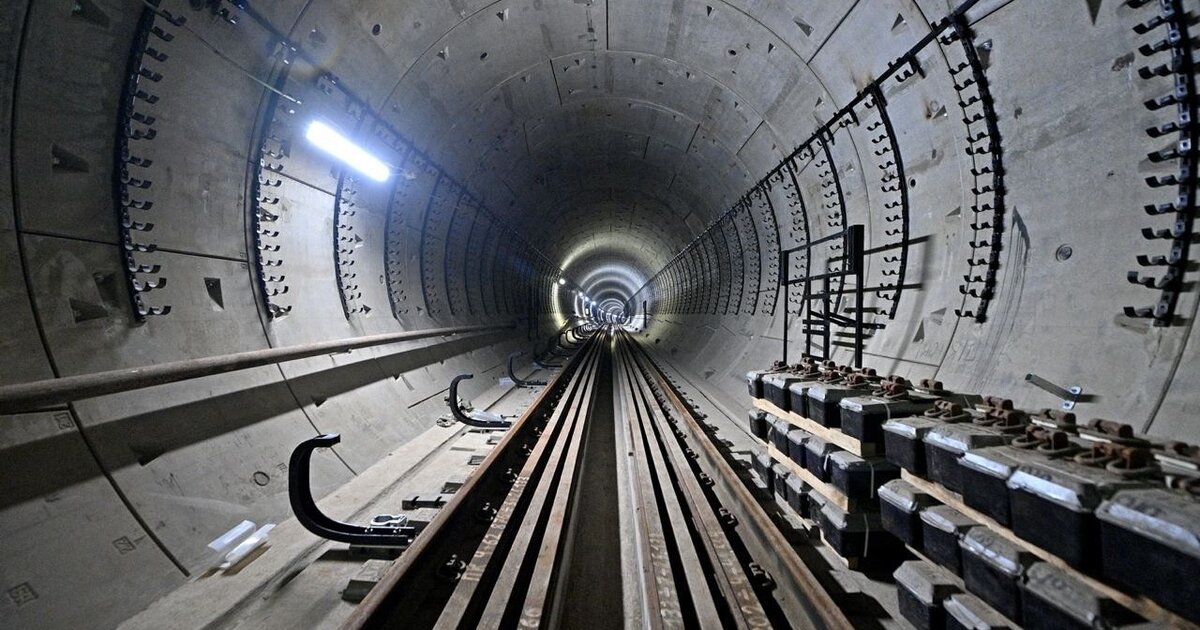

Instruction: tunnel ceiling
[298,0,850,301]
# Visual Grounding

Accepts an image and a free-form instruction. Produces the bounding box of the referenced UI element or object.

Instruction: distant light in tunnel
[305,121,390,182]
[558,278,566,285]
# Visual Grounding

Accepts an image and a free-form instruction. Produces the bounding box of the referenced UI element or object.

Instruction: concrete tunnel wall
[1,0,1197,627]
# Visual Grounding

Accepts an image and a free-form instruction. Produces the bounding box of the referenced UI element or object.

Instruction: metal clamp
[532,341,564,368]
[558,329,582,349]
[289,433,415,546]
[507,352,547,387]
[448,374,511,428]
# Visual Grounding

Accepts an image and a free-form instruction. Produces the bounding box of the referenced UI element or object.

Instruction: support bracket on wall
[447,374,511,428]
[289,434,416,546]
[507,352,547,387]
[1024,373,1086,410]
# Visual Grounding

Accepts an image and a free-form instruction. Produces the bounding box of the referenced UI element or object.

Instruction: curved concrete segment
[2,0,1198,627]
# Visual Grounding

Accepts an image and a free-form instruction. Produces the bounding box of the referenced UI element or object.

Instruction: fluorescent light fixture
[305,121,390,182]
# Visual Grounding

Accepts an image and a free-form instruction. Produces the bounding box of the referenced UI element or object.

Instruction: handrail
[0,322,515,413]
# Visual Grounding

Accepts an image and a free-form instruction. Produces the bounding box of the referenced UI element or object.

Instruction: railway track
[343,327,848,629]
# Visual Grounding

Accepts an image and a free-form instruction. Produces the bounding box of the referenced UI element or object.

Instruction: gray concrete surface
[2,0,1197,627]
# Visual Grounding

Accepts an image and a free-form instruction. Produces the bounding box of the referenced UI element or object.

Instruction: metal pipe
[0,322,515,413]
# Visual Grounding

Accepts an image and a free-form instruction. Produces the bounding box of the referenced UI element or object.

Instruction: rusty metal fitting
[476,503,497,524]
[988,408,1026,428]
[973,408,1009,427]
[1076,442,1120,467]
[794,361,820,376]
[844,373,865,386]
[1106,446,1157,477]
[878,380,910,398]
[1032,408,1077,432]
[1013,427,1075,455]
[983,396,1014,410]
[1039,430,1074,453]
[437,554,467,581]
[919,378,944,392]
[747,563,777,591]
[1044,409,1076,424]
[925,400,964,419]
[1165,441,1200,460]
[1011,425,1047,449]
[1089,418,1134,439]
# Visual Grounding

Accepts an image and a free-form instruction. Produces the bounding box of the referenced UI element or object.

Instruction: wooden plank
[818,528,859,569]
[753,398,877,457]
[765,442,858,512]
[751,418,870,568]
[900,471,1197,629]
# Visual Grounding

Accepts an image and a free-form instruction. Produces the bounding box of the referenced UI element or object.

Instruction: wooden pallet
[765,442,860,512]
[751,428,875,569]
[818,528,859,570]
[753,398,877,457]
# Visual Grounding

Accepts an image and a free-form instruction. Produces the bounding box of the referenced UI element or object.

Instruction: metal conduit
[0,322,516,414]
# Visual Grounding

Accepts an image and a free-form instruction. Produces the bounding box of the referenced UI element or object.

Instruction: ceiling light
[305,121,390,182]
[558,278,566,285]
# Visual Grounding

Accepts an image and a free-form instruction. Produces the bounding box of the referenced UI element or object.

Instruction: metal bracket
[507,352,547,387]
[289,433,416,546]
[448,374,511,428]
[558,329,582,350]
[532,341,564,368]
[538,337,574,357]
[1024,373,1083,410]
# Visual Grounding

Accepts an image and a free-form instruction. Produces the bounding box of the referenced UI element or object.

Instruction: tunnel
[2,0,1199,627]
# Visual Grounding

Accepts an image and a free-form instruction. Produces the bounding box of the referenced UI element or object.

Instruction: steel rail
[503,337,605,628]
[626,334,852,629]
[615,343,699,627]
[344,327,852,629]
[616,340,749,627]
[343,331,595,624]
[435,336,604,628]
[343,329,600,629]
[615,340,771,628]
[467,336,601,627]
[0,322,515,413]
